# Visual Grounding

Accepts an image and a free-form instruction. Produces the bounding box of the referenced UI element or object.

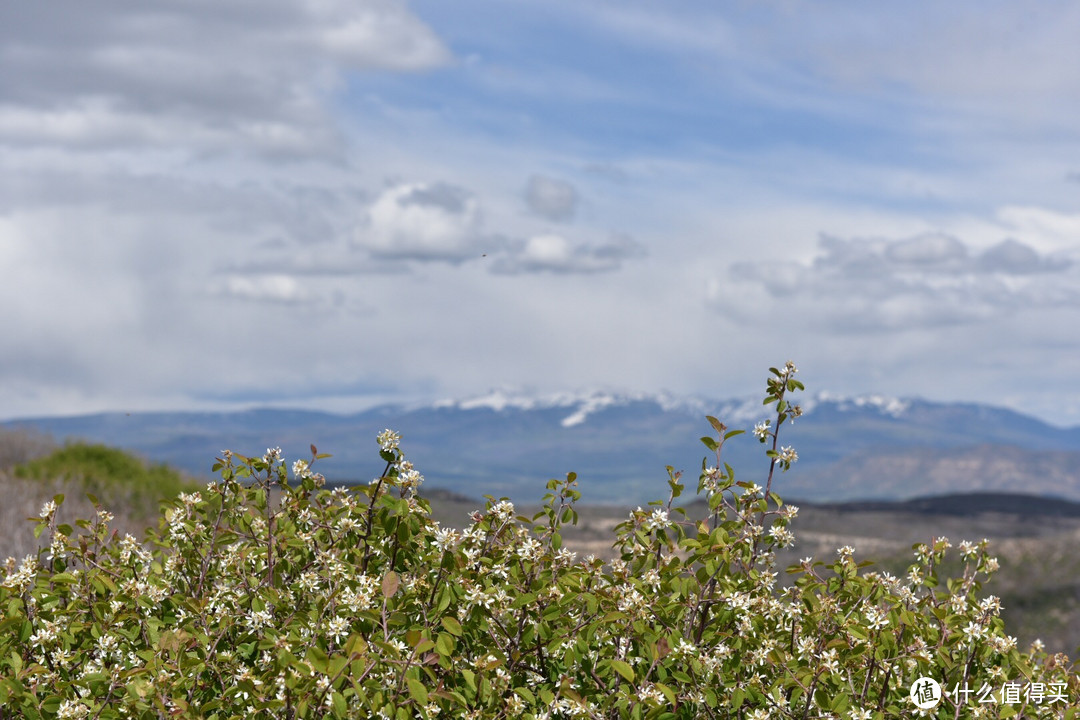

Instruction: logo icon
[910,677,943,709]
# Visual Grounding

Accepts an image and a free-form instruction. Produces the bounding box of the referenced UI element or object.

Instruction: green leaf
[435,585,452,613]
[435,632,455,658]
[706,415,726,434]
[609,659,634,683]
[506,593,535,612]
[440,616,462,637]
[332,691,347,718]
[407,678,429,705]
[91,573,117,594]
[307,644,329,674]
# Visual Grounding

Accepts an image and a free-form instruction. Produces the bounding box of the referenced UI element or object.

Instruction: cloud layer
[2,1,1080,426]
[0,0,449,158]
[715,233,1076,332]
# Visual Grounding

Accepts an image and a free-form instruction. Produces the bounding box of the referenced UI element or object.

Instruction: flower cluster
[0,364,1075,719]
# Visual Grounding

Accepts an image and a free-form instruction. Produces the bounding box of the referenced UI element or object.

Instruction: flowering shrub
[1,363,1077,719]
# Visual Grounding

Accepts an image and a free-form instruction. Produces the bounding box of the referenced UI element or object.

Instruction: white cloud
[220,275,314,304]
[977,239,1056,274]
[320,3,450,70]
[523,234,572,264]
[525,174,579,222]
[493,232,646,274]
[713,230,1078,333]
[357,182,493,262]
[0,0,449,159]
[882,233,967,266]
[996,206,1080,250]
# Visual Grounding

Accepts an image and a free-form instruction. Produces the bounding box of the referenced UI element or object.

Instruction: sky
[3,0,1080,426]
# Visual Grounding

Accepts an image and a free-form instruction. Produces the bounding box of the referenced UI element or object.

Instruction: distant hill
[794,492,1080,517]
[5,391,1080,504]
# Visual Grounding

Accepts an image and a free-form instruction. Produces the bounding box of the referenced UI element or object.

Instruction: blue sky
[3,0,1080,425]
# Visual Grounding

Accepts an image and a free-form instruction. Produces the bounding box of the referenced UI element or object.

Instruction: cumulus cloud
[977,238,1061,274]
[492,232,645,274]
[812,233,1068,278]
[524,175,579,221]
[356,182,496,262]
[344,180,644,272]
[713,232,1077,332]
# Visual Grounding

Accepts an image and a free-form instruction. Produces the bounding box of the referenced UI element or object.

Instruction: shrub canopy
[1,364,1076,719]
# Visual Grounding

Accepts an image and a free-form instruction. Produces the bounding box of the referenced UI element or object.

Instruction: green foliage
[13,443,198,518]
[1,364,1076,719]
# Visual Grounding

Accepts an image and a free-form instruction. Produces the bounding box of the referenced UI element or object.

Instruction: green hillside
[14,442,199,513]
[0,434,200,559]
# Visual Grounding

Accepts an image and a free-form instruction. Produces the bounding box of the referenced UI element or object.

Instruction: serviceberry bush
[1,363,1077,719]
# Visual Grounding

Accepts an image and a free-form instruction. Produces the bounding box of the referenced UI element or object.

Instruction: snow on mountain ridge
[426,389,914,427]
[433,389,621,413]
[813,392,911,417]
[432,388,712,421]
[560,395,620,427]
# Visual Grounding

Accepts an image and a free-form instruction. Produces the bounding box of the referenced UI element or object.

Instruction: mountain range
[5,391,1080,504]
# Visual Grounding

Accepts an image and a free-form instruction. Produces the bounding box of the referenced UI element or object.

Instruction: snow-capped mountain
[5,391,1080,504]
[431,388,719,427]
